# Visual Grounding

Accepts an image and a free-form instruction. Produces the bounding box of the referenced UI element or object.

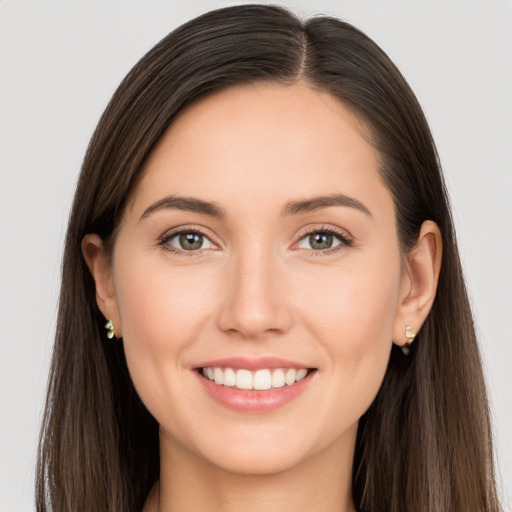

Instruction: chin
[205,446,311,476]
[187,422,350,477]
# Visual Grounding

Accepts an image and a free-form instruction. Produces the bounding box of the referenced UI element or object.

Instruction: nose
[216,245,293,340]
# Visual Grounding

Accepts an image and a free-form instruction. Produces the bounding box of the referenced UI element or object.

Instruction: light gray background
[1,1,511,510]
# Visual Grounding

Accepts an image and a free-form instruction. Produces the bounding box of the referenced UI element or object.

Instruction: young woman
[36,5,501,511]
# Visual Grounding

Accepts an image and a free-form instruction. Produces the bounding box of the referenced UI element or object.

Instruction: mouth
[198,366,314,390]
[194,359,317,413]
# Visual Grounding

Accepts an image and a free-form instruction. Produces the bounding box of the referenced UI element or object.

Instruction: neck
[145,426,357,512]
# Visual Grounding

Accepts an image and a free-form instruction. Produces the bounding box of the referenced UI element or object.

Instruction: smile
[201,367,310,390]
[195,358,316,413]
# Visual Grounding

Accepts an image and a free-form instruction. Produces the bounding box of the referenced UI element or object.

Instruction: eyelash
[298,226,354,256]
[157,227,216,258]
[157,225,353,257]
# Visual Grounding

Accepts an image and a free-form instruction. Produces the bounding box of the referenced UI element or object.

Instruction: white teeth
[271,368,285,388]
[253,369,272,390]
[223,367,236,387]
[285,368,296,385]
[201,367,310,390]
[236,369,253,390]
[213,367,224,385]
[296,368,308,381]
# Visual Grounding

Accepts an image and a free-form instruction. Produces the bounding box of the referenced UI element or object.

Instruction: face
[104,82,409,475]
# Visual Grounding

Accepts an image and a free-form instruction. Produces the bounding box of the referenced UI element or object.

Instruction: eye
[160,230,215,252]
[295,228,352,252]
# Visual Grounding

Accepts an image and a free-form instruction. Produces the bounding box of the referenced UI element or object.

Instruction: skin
[83,82,442,512]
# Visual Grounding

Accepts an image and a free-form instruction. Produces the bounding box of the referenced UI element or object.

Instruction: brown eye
[296,229,348,252]
[179,233,203,250]
[309,232,334,250]
[165,231,214,252]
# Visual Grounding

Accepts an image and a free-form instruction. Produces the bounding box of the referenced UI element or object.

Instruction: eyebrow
[281,193,372,217]
[139,192,371,221]
[140,195,226,221]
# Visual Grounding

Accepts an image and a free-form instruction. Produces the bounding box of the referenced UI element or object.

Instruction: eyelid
[292,224,354,252]
[157,225,221,254]
[156,223,353,256]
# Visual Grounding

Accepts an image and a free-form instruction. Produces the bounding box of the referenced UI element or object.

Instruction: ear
[393,220,442,348]
[82,234,122,338]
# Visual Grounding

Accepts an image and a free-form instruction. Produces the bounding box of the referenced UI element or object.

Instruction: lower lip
[195,370,315,413]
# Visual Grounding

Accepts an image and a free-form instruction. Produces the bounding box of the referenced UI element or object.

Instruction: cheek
[112,254,219,415]
[115,253,218,342]
[294,251,401,423]
[297,252,401,345]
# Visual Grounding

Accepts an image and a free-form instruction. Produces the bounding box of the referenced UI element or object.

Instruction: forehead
[128,82,389,219]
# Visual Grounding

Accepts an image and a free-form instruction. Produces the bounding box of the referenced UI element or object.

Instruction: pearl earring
[401,325,416,355]
[105,320,116,340]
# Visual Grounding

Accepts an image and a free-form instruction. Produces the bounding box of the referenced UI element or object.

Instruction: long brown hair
[36,5,501,511]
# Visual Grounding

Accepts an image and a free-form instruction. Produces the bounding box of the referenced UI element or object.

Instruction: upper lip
[195,356,312,371]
